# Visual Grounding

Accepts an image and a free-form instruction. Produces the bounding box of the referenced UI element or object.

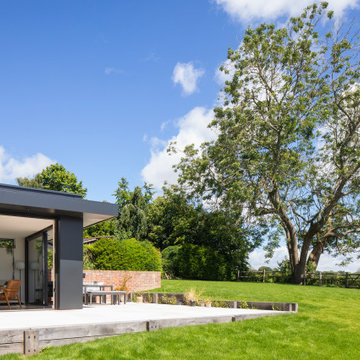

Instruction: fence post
[263,269,266,283]
[319,272,322,286]
[345,272,349,288]
[237,270,240,281]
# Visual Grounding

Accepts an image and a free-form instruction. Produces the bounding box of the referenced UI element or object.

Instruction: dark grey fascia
[0,183,118,227]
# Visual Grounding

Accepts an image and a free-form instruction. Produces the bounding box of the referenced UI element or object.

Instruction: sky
[1,0,360,271]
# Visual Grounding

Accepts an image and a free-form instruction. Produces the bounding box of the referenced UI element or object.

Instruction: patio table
[83,284,113,292]
[83,284,113,304]
[86,290,127,305]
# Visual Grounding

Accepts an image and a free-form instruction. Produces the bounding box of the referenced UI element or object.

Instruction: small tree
[17,163,87,198]
[17,173,42,188]
[114,178,154,241]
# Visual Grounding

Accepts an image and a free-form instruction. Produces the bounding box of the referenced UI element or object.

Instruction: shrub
[178,244,228,280]
[117,238,162,271]
[162,245,181,278]
[86,237,161,271]
[162,244,231,281]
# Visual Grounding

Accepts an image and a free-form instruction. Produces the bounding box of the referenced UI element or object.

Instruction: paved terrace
[0,303,283,331]
[0,303,292,355]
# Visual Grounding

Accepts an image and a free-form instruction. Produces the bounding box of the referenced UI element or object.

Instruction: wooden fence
[237,270,360,288]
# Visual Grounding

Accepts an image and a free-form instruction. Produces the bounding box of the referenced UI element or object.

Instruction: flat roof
[0,183,118,227]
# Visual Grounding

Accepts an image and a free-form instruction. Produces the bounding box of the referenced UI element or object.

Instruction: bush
[162,244,229,281]
[162,245,181,278]
[86,237,161,271]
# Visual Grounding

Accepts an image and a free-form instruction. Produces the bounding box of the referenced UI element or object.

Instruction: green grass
[1,280,359,360]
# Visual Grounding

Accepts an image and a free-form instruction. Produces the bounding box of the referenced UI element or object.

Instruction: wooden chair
[0,280,22,310]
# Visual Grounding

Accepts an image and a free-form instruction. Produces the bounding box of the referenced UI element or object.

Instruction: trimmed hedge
[85,237,161,271]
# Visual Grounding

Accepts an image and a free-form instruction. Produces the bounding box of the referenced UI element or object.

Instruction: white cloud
[249,246,289,270]
[249,246,360,272]
[104,67,123,75]
[141,107,216,190]
[0,146,54,182]
[215,0,359,23]
[172,62,205,95]
[149,137,168,151]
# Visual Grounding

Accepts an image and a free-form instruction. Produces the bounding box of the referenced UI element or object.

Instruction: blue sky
[1,0,359,201]
[1,1,360,270]
[0,0,241,201]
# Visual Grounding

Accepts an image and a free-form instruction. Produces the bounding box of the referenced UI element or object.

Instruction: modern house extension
[0,183,117,310]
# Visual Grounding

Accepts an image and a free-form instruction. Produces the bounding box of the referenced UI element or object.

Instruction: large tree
[175,3,360,283]
[17,163,87,198]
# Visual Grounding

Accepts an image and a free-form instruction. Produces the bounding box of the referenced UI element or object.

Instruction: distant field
[1,280,359,360]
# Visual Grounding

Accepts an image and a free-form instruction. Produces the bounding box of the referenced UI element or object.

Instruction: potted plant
[133,292,143,303]
[184,289,201,306]
[201,296,212,308]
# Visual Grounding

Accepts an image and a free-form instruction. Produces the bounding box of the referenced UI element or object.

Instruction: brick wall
[47,270,160,306]
[48,269,161,292]
[83,270,161,292]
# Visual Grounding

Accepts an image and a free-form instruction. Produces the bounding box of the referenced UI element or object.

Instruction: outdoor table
[83,284,113,304]
[83,284,113,293]
[86,290,127,305]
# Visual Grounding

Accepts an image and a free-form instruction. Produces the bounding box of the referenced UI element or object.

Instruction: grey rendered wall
[54,216,83,310]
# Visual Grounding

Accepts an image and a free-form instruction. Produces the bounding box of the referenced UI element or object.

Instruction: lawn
[1,280,359,360]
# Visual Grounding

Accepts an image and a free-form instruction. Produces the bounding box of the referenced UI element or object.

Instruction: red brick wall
[48,269,161,291]
[48,270,161,292]
[83,270,161,292]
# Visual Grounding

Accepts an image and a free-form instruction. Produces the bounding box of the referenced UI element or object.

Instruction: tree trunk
[293,262,306,284]
[307,241,324,270]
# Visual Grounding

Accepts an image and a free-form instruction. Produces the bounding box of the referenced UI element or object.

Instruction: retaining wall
[48,269,161,292]
[82,270,161,292]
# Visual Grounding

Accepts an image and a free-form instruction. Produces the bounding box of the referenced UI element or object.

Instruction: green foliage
[110,180,251,274]
[83,245,96,270]
[159,294,177,305]
[277,258,291,273]
[175,3,360,283]
[83,219,118,238]
[17,163,87,198]
[212,300,230,308]
[0,239,15,251]
[48,250,53,270]
[114,178,154,241]
[258,266,272,272]
[39,163,87,197]
[149,188,251,273]
[85,237,161,271]
[161,245,181,278]
[16,173,42,188]
[175,244,230,281]
[147,190,199,250]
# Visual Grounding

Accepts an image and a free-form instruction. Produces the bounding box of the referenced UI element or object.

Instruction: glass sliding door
[25,229,49,306]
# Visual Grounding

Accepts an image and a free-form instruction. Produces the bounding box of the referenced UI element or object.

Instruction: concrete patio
[0,303,291,355]
[0,303,283,331]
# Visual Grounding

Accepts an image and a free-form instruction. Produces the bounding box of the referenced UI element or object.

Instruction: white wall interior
[0,215,53,304]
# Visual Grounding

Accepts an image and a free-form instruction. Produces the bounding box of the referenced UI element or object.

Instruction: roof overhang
[0,183,118,228]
